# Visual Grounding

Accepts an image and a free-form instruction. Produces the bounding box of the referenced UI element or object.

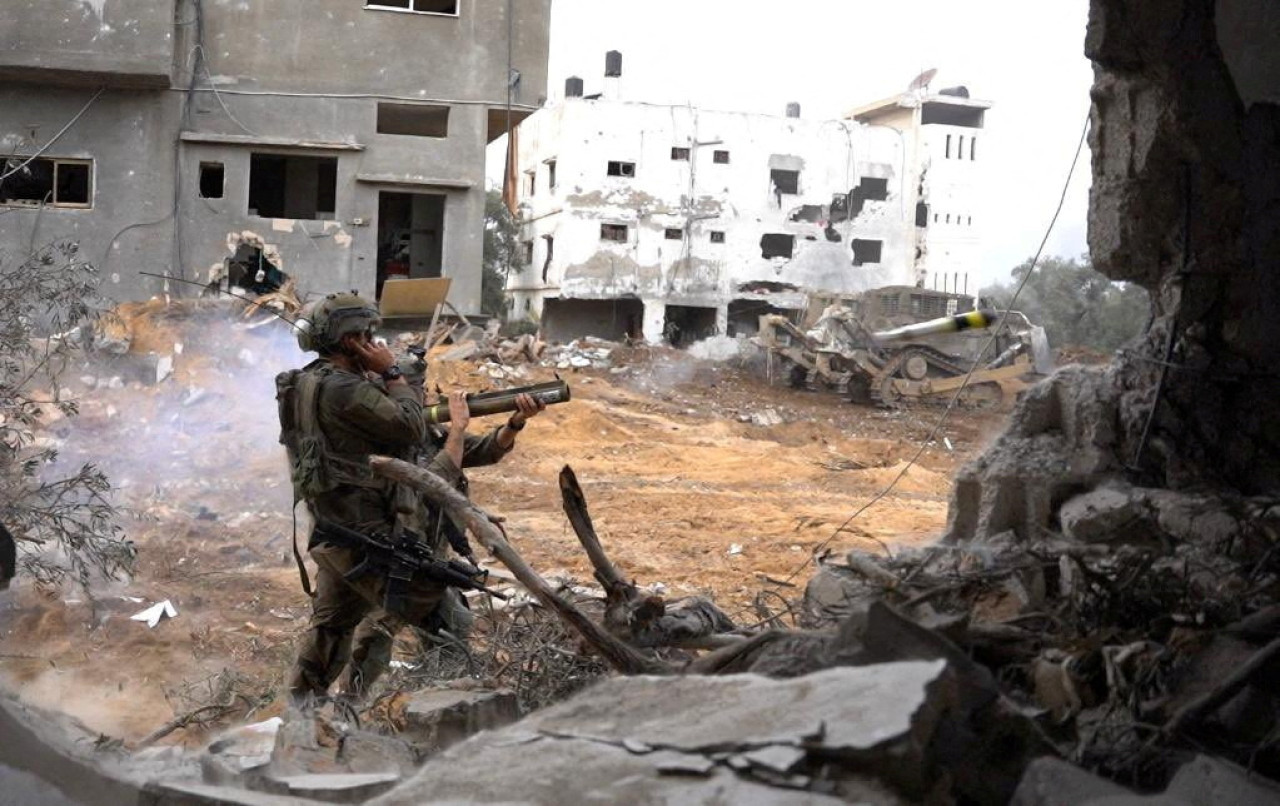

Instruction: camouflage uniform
[287,357,511,701]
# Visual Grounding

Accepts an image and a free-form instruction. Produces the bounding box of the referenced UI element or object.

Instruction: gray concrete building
[0,0,552,313]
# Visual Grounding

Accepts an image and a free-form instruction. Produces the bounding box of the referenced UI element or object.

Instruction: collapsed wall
[949,0,1280,544]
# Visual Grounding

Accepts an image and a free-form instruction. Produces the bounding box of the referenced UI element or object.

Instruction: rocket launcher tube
[424,380,571,425]
[873,309,996,343]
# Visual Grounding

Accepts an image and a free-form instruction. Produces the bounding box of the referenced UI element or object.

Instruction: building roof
[844,91,993,124]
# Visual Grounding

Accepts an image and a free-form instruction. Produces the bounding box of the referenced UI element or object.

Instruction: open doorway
[541,298,643,343]
[377,191,446,298]
[664,304,718,347]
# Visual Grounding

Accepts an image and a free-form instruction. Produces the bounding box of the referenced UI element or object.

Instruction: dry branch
[369,455,669,675]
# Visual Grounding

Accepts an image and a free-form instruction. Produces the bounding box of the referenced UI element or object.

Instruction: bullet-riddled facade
[508,65,990,344]
[0,0,551,314]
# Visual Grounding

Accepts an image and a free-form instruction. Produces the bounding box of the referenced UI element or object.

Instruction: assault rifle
[313,520,510,612]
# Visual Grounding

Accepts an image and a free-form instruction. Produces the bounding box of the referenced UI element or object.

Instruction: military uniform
[287,358,513,701]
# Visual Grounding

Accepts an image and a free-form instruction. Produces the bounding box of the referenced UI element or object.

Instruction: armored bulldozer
[753,286,1053,408]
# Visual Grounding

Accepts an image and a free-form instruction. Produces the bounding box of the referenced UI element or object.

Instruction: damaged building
[0,0,552,313]
[507,52,990,344]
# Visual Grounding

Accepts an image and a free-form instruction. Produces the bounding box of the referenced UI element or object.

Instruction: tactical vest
[276,364,385,502]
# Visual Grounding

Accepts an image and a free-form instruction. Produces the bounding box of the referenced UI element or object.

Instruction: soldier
[277,292,542,705]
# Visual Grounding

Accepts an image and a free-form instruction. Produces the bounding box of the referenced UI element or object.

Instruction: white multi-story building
[508,53,990,344]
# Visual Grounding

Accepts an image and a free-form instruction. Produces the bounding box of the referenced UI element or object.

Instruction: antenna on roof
[908,68,938,94]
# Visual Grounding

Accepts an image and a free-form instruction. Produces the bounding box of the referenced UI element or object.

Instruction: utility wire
[0,87,106,184]
[781,111,1092,584]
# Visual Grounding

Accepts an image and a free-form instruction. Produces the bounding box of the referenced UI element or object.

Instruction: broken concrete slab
[1011,757,1133,806]
[372,662,945,805]
[139,780,325,806]
[261,772,400,804]
[369,735,890,806]
[1164,755,1280,805]
[401,687,519,754]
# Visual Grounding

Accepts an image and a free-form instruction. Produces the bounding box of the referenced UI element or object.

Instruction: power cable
[780,111,1092,584]
[0,87,106,184]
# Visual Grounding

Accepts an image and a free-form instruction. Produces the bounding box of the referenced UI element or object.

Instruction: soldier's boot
[336,618,395,699]
[289,625,353,705]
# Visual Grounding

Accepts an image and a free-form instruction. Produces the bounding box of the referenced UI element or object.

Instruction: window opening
[365,0,459,14]
[525,170,536,197]
[199,162,224,199]
[248,154,337,220]
[600,223,628,242]
[946,214,951,224]
[377,103,449,137]
[709,231,726,244]
[970,136,977,161]
[770,169,800,195]
[0,157,92,208]
[851,239,883,266]
[915,201,929,227]
[664,228,683,240]
[541,235,554,282]
[760,233,794,259]
[957,135,965,159]
[713,150,730,164]
[607,161,636,178]
[945,134,951,159]
[521,240,534,266]
[375,191,445,297]
[547,159,557,190]
[671,147,690,161]
[858,176,889,201]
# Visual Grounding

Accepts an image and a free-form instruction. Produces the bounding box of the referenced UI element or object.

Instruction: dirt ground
[0,313,1007,744]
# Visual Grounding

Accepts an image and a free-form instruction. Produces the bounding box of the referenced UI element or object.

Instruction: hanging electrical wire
[780,110,1093,585]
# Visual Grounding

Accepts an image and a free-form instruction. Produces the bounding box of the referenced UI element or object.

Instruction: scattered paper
[130,599,177,628]
[943,437,954,452]
[728,543,744,556]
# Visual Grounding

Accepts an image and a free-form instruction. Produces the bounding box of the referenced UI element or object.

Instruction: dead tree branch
[369,455,670,676]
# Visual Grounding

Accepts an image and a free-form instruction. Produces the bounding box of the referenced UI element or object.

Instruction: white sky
[491,0,1094,289]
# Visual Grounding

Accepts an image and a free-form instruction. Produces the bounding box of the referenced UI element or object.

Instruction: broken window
[199,162,224,199]
[770,169,800,195]
[713,150,730,164]
[541,235,554,282]
[607,161,636,178]
[600,223,628,243]
[709,231,726,244]
[760,233,794,259]
[365,0,459,14]
[521,240,534,266]
[852,239,883,266]
[525,170,536,197]
[0,157,92,208]
[664,228,684,240]
[858,177,888,201]
[377,103,450,137]
[248,154,337,220]
[547,159,557,190]
[915,201,929,227]
[671,147,690,161]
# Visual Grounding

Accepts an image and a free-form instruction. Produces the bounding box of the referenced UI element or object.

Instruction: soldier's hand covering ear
[348,334,396,375]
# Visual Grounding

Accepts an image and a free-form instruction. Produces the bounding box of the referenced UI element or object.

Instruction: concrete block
[140,780,323,806]
[1059,487,1150,543]
[402,688,519,753]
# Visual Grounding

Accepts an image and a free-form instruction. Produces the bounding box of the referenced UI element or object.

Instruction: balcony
[0,0,176,89]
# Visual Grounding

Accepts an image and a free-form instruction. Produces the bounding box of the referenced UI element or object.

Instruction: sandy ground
[0,314,1007,744]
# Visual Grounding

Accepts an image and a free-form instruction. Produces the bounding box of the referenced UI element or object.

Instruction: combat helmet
[295,291,381,353]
